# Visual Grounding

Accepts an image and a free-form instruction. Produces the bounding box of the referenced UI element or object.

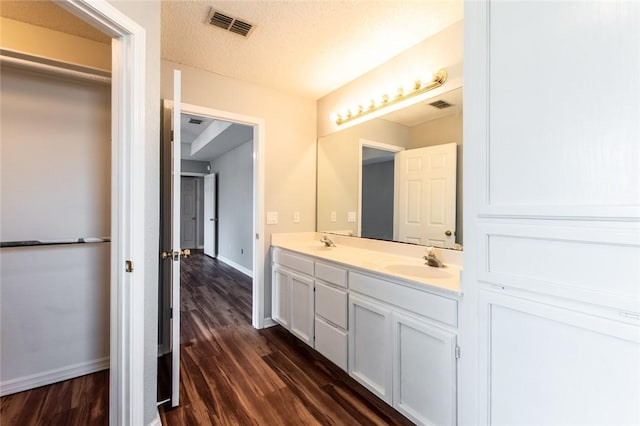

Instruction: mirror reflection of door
[395,143,457,248]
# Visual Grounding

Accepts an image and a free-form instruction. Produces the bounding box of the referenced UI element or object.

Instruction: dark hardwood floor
[160,251,413,425]
[1,251,413,425]
[0,369,109,425]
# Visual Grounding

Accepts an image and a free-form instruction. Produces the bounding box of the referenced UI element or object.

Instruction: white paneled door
[180,177,197,249]
[204,173,216,257]
[170,69,182,407]
[396,143,457,248]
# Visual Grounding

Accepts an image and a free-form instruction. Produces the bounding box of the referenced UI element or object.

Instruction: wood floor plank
[2,251,413,425]
[160,252,414,425]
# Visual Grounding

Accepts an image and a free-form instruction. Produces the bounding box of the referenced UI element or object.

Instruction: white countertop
[271,232,462,296]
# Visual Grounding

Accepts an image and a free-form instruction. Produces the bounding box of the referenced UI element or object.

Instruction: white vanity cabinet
[271,248,315,346]
[349,271,458,426]
[271,244,461,426]
[314,261,349,371]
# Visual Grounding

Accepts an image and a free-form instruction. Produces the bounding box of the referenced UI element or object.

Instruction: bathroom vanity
[271,232,462,426]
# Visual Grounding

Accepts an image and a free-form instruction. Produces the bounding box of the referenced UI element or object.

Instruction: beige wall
[161,59,317,318]
[410,112,463,244]
[0,17,111,71]
[317,20,463,137]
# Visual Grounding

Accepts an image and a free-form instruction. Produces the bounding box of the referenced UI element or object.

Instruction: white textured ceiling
[162,1,463,99]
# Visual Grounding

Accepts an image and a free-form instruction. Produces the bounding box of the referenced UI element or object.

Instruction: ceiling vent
[428,99,454,109]
[207,8,254,37]
[189,118,203,125]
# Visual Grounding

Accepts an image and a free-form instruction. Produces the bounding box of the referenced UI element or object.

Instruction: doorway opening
[157,101,266,406]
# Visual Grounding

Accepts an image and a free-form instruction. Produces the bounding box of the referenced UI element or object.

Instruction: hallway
[160,251,413,425]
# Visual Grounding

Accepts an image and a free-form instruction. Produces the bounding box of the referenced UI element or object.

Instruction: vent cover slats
[207,8,254,37]
[428,100,453,109]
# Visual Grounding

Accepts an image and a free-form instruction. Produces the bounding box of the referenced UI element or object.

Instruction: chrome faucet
[423,247,444,268]
[320,234,336,247]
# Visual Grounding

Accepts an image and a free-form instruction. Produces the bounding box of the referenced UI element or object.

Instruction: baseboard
[148,410,162,426]
[217,256,253,278]
[0,356,109,397]
[263,317,278,328]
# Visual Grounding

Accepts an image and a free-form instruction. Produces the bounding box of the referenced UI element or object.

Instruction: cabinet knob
[445,230,452,236]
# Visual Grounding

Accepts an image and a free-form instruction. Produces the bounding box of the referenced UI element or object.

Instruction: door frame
[178,102,266,329]
[357,139,404,238]
[57,1,146,425]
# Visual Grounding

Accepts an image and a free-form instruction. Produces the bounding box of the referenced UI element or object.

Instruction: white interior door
[395,143,456,248]
[170,69,182,407]
[180,177,197,249]
[204,173,216,257]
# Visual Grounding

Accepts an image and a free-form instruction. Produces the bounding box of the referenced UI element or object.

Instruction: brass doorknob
[180,249,191,258]
[445,230,452,236]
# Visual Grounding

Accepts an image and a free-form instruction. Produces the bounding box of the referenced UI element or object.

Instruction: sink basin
[383,263,454,280]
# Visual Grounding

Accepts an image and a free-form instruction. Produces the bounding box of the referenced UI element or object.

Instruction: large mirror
[317,87,463,249]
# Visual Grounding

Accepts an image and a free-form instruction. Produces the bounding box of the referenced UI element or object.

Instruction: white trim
[357,139,404,238]
[181,172,207,177]
[0,357,109,397]
[263,317,278,328]
[217,255,254,278]
[56,1,147,425]
[178,103,266,330]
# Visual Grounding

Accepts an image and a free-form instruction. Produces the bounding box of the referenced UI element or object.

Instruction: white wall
[0,65,110,394]
[107,2,161,424]
[161,59,317,319]
[212,141,254,273]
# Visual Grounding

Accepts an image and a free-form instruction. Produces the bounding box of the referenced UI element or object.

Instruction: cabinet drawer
[350,272,457,327]
[315,261,347,288]
[273,248,314,276]
[316,281,348,329]
[315,316,348,371]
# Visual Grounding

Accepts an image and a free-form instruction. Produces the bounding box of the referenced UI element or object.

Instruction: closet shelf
[1,237,111,248]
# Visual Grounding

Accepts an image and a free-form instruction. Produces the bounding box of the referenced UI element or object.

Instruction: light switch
[347,211,356,223]
[293,211,300,223]
[330,211,337,222]
[266,211,279,225]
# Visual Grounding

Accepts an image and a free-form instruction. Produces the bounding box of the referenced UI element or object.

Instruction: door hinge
[125,260,134,273]
[171,130,174,142]
[455,346,461,359]
[170,307,173,319]
[256,233,259,240]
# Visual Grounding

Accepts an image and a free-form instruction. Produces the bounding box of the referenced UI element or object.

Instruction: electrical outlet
[330,211,337,222]
[347,211,356,223]
[293,211,301,223]
[266,211,278,225]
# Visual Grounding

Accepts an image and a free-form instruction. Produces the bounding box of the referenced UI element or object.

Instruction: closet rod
[0,49,111,85]
[1,237,111,248]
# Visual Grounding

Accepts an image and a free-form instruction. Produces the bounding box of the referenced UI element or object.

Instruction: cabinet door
[290,272,314,346]
[479,290,640,426]
[349,294,392,403]
[392,312,457,426]
[271,265,291,329]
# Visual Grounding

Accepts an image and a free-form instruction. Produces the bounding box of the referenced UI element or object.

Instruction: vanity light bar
[330,69,448,126]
